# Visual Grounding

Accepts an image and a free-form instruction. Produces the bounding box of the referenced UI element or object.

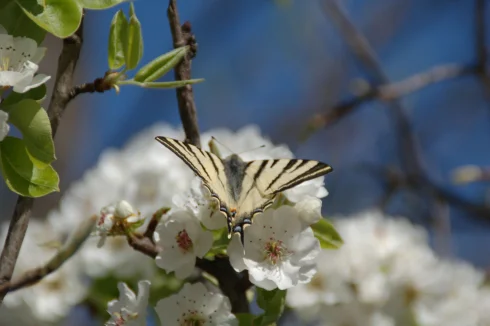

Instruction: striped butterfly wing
[238,159,333,212]
[154,136,234,209]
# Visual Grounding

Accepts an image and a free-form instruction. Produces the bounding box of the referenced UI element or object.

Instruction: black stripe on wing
[274,161,333,194]
[155,136,211,182]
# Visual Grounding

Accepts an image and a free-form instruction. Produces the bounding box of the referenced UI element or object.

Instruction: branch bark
[165,0,250,313]
[0,20,84,304]
[167,0,201,147]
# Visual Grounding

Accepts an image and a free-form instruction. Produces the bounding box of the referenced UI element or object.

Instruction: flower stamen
[176,229,193,252]
[264,238,291,264]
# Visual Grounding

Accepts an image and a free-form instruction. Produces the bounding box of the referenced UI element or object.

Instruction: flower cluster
[106,281,237,326]
[0,25,50,93]
[286,210,490,326]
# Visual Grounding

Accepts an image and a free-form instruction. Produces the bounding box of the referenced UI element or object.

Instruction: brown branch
[321,1,490,229]
[0,216,96,296]
[67,74,114,101]
[165,0,249,313]
[127,229,252,314]
[0,20,85,304]
[167,0,201,147]
[311,63,476,129]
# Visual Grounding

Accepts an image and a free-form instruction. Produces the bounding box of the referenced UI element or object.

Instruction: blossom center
[264,238,290,264]
[176,229,193,252]
[179,311,205,326]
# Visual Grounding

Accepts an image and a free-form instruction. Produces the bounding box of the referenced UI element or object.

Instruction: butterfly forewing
[244,159,333,196]
[154,136,234,208]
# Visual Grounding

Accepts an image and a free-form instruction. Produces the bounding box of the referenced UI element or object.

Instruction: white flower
[0,25,50,93]
[173,177,226,230]
[286,210,490,326]
[155,210,213,279]
[95,200,143,247]
[47,124,186,278]
[155,282,237,326]
[0,219,86,323]
[106,280,150,326]
[228,205,321,290]
[0,110,8,141]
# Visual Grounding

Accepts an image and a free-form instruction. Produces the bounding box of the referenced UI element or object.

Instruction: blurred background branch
[0,19,85,305]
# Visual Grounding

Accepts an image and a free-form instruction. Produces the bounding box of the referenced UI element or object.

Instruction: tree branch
[165,0,249,313]
[476,0,490,90]
[0,20,85,304]
[320,1,490,227]
[0,216,96,296]
[167,0,201,147]
[310,63,476,129]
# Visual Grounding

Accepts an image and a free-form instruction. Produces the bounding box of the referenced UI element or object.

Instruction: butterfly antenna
[210,136,234,155]
[236,144,266,156]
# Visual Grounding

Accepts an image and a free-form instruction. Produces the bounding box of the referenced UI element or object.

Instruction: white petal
[0,71,24,88]
[11,37,37,68]
[249,273,277,290]
[193,228,213,258]
[155,246,193,273]
[174,257,196,279]
[295,196,323,228]
[30,47,47,64]
[14,73,50,93]
[228,234,247,272]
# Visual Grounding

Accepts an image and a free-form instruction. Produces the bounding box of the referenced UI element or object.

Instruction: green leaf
[1,84,47,107]
[0,137,59,197]
[4,99,55,166]
[311,218,343,249]
[107,9,128,70]
[0,1,46,44]
[123,2,142,70]
[255,288,286,326]
[206,228,229,257]
[236,313,255,326]
[134,46,188,82]
[78,0,129,9]
[120,79,204,89]
[17,0,83,39]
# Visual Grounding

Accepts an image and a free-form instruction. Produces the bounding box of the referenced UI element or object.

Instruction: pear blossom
[228,205,321,290]
[173,177,226,230]
[106,280,151,326]
[155,210,213,279]
[155,282,237,326]
[0,25,50,93]
[95,200,144,247]
[286,210,490,326]
[47,124,187,278]
[0,110,8,141]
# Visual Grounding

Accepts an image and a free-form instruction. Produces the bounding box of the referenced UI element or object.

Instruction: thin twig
[167,0,201,147]
[310,63,475,130]
[476,0,490,89]
[0,216,96,295]
[321,1,490,231]
[0,21,85,304]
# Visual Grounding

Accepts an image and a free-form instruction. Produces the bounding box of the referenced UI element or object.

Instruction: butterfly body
[155,136,333,239]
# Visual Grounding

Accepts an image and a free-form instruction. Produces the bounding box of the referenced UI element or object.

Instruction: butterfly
[155,136,333,240]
